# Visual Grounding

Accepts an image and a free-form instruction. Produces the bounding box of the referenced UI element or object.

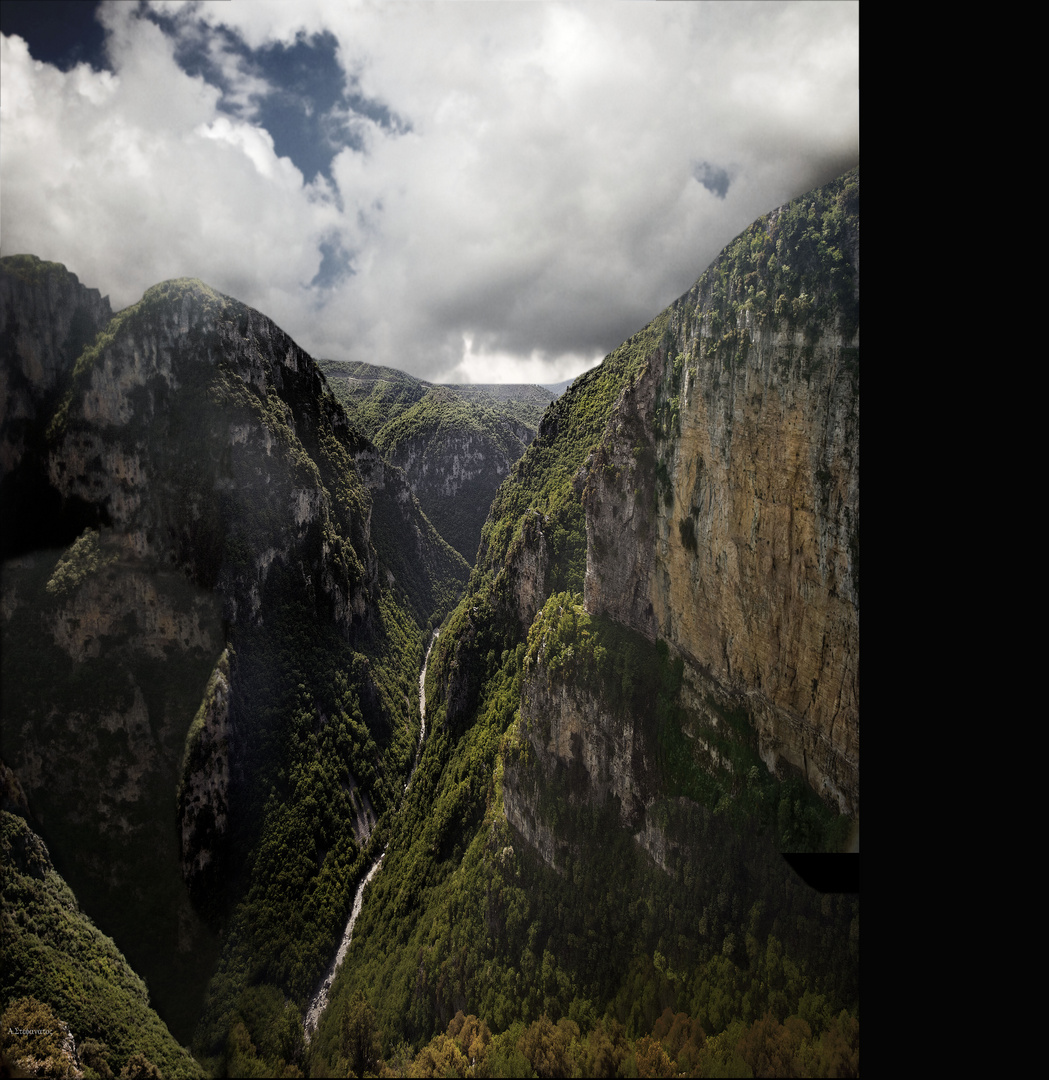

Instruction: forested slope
[1,800,204,1079]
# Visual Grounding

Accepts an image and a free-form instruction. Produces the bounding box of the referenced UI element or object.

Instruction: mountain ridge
[0,264,466,1059]
[319,358,554,561]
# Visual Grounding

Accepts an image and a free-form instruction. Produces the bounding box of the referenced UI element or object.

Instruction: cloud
[1,1,858,384]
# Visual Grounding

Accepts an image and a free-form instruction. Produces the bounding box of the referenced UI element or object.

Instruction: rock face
[0,256,112,474]
[406,421,525,557]
[494,169,859,877]
[583,171,859,815]
[1,532,227,1036]
[177,649,232,907]
[0,256,113,556]
[517,667,650,829]
[319,362,552,561]
[46,278,377,632]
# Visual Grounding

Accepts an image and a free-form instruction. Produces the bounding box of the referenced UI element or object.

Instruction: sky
[1,1,859,385]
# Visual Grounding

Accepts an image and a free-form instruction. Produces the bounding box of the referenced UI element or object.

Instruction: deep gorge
[1,168,858,1078]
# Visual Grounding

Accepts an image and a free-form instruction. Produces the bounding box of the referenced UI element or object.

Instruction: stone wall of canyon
[584,188,859,816]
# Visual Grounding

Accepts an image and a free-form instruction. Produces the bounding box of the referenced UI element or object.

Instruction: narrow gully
[303,628,440,1040]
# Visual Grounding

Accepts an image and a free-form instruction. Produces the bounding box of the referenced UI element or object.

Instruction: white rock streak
[303,628,440,1040]
[406,629,439,792]
[303,854,384,1039]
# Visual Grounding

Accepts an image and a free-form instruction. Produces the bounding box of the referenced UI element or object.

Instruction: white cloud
[1,1,859,384]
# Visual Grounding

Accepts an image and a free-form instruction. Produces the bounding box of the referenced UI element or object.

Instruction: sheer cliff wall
[583,176,859,815]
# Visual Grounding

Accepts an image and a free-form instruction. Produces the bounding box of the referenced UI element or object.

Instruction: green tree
[79,1038,115,1079]
[342,992,382,1078]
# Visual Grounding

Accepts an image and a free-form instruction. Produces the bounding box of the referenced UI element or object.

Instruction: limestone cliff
[0,256,112,475]
[46,278,377,631]
[2,529,227,1036]
[583,169,859,815]
[493,170,859,881]
[370,386,542,562]
[177,649,232,908]
[319,362,551,561]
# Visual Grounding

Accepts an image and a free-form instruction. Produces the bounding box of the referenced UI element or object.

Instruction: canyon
[1,167,859,1076]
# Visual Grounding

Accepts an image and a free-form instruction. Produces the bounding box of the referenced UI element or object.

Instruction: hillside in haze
[1,167,858,1077]
[319,360,553,562]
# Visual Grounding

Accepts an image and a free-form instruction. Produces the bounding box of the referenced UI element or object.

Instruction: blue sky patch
[311,237,356,290]
[164,21,407,184]
[693,161,732,200]
[0,0,107,71]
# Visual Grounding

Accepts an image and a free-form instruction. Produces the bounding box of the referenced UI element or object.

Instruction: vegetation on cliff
[1,273,466,1070]
[319,360,552,562]
[372,387,535,561]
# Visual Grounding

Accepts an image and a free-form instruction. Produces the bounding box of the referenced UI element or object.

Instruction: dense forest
[1,168,858,1078]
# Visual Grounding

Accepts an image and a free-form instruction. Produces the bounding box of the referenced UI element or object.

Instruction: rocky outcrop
[500,759,569,874]
[178,649,232,907]
[516,662,652,829]
[508,510,550,632]
[0,255,111,477]
[45,279,378,634]
[0,256,113,558]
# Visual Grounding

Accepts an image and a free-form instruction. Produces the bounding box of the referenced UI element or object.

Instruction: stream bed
[303,629,439,1040]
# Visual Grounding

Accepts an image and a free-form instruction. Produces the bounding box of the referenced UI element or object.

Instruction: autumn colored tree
[633,1035,675,1077]
[817,1010,859,1078]
[447,1011,492,1070]
[0,996,80,1079]
[578,1019,630,1078]
[407,1033,469,1078]
[517,1015,579,1078]
[738,1012,799,1078]
[650,1008,705,1074]
[118,1051,162,1079]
